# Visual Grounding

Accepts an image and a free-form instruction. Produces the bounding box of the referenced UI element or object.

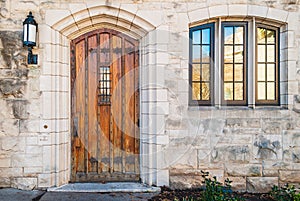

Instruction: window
[256,25,279,105]
[189,23,214,105]
[222,22,247,105]
[189,19,281,107]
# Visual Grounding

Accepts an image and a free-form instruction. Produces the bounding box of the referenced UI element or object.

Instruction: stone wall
[0,0,299,192]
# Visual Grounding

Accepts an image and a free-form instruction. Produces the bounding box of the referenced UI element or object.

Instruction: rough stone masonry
[0,0,300,193]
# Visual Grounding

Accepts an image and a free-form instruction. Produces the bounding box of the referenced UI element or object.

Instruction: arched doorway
[70,29,140,182]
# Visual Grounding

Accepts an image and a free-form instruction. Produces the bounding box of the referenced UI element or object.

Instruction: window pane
[192,64,200,81]
[201,83,210,100]
[193,45,201,63]
[224,27,233,44]
[267,45,275,62]
[224,83,233,100]
[257,28,266,44]
[267,64,275,81]
[257,64,265,81]
[193,30,201,44]
[202,28,210,44]
[257,45,266,62]
[202,64,210,81]
[224,45,233,63]
[224,64,233,81]
[202,45,210,63]
[267,82,275,100]
[267,30,275,44]
[234,64,243,81]
[234,26,244,44]
[257,82,266,100]
[235,83,243,100]
[234,45,243,63]
[192,83,200,100]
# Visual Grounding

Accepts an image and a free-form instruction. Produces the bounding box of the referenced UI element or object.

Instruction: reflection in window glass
[190,23,213,104]
[222,24,246,104]
[256,26,278,104]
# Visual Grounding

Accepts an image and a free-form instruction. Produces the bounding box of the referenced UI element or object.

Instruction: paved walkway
[0,183,160,201]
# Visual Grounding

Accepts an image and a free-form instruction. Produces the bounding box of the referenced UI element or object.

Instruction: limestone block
[188,8,209,23]
[209,5,228,18]
[11,177,37,190]
[0,177,10,187]
[227,177,246,191]
[253,135,282,160]
[156,169,169,186]
[0,158,11,168]
[279,170,300,183]
[20,120,40,133]
[246,177,278,193]
[162,147,197,169]
[211,145,251,162]
[225,163,262,177]
[170,175,203,190]
[38,173,52,188]
[0,167,23,177]
[1,137,25,152]
[11,154,42,167]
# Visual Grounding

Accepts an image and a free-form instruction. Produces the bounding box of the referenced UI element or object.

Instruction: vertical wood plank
[124,40,136,173]
[75,39,86,173]
[99,33,111,173]
[111,35,123,173]
[87,35,98,173]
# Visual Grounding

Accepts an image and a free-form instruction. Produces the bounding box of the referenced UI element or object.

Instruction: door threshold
[47,182,161,193]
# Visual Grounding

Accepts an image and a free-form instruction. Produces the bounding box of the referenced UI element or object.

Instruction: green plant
[270,183,300,201]
[200,171,244,201]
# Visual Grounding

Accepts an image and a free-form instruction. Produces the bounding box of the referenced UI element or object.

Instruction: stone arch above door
[44,4,156,40]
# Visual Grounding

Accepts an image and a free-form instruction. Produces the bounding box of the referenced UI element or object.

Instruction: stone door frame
[39,3,169,187]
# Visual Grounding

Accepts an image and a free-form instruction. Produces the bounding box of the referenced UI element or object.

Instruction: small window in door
[98,66,111,104]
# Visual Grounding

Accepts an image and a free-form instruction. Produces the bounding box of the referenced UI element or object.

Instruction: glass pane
[257,64,265,81]
[234,26,244,45]
[267,45,275,62]
[224,45,233,63]
[193,45,201,63]
[202,28,210,44]
[257,45,266,62]
[192,64,200,81]
[224,27,233,44]
[224,64,233,81]
[267,30,275,44]
[235,83,243,100]
[257,82,266,100]
[192,83,200,100]
[267,64,275,81]
[234,45,243,63]
[201,83,210,100]
[224,83,233,100]
[202,64,210,81]
[234,64,243,81]
[193,30,201,44]
[267,82,275,100]
[202,45,210,63]
[257,28,266,44]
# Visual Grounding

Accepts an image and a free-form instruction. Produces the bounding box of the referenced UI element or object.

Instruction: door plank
[87,35,98,173]
[124,40,136,173]
[75,40,86,173]
[111,35,123,173]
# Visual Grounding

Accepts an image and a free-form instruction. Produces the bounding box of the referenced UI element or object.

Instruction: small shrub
[200,170,244,201]
[270,183,300,201]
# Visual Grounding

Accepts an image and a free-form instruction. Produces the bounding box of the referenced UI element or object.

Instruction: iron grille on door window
[98,66,111,104]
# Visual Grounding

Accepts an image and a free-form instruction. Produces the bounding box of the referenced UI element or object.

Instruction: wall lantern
[23,11,38,65]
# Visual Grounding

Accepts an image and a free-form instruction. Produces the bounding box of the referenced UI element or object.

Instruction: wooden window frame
[221,22,248,106]
[255,24,280,106]
[189,23,215,106]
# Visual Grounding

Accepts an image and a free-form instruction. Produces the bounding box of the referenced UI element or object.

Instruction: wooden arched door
[70,29,140,182]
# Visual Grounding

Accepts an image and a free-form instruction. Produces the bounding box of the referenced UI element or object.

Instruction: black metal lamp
[23,11,38,64]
